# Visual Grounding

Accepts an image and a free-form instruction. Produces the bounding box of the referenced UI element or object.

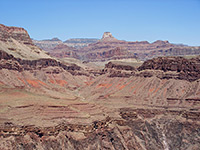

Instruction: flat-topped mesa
[42,37,62,42]
[0,24,33,45]
[101,32,117,41]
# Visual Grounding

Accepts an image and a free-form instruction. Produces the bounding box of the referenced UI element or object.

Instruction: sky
[1,0,200,46]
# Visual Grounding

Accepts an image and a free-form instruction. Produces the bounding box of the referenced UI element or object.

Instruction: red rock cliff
[0,24,33,45]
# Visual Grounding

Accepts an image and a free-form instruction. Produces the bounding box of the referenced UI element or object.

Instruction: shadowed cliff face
[138,56,200,81]
[138,56,200,72]
[0,50,84,75]
[102,57,200,81]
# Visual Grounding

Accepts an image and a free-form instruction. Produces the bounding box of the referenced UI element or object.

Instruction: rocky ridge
[0,24,33,45]
[138,56,200,81]
[0,24,50,60]
[103,56,200,81]
[0,50,89,77]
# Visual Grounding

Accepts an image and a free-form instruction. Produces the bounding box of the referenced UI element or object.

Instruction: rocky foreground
[0,24,199,150]
[1,109,199,150]
[0,52,199,149]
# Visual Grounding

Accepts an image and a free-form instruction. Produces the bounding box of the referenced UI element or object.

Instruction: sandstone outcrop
[0,24,33,45]
[105,62,136,71]
[0,24,51,60]
[0,50,85,75]
[101,32,117,41]
[101,56,200,81]
[138,56,200,81]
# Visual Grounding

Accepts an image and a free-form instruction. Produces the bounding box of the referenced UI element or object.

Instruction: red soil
[27,80,46,88]
[97,83,112,88]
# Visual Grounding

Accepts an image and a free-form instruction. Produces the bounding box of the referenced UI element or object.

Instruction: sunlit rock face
[0,24,33,45]
[101,32,116,41]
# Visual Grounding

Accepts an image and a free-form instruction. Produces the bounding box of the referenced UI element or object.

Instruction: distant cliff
[64,38,99,48]
[32,38,63,51]
[33,32,200,62]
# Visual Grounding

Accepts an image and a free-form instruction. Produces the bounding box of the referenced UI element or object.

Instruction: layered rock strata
[0,24,33,45]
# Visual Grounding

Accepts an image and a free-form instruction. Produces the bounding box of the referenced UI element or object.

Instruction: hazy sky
[1,0,200,46]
